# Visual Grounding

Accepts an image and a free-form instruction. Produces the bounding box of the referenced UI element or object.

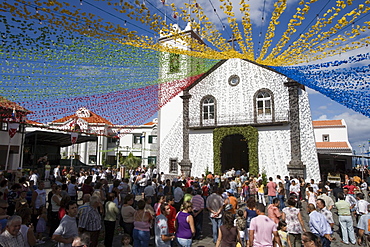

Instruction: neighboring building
[0,96,30,170]
[312,119,353,173]
[47,107,158,167]
[157,24,320,180]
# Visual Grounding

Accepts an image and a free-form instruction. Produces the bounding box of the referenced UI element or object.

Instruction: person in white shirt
[289,180,300,197]
[356,192,369,222]
[29,171,38,186]
[310,179,319,194]
[53,165,61,180]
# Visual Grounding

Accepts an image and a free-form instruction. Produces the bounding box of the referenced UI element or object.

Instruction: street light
[116,138,120,169]
[98,143,102,166]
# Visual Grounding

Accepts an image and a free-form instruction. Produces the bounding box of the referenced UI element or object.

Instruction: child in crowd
[122,234,132,247]
[235,209,246,247]
[278,220,291,247]
[36,206,47,241]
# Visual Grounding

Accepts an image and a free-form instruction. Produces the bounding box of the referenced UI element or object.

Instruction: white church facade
[158,25,321,181]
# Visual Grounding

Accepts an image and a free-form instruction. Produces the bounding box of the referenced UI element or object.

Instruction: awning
[25,130,97,147]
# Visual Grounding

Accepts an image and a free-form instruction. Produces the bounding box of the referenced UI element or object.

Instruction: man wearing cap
[225,189,237,215]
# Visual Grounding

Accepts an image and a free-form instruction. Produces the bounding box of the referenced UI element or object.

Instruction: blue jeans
[194,211,203,239]
[278,195,285,210]
[268,195,276,205]
[176,237,192,247]
[210,217,222,243]
[315,234,331,247]
[133,229,150,247]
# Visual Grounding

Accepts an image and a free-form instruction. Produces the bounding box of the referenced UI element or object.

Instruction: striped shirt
[78,205,101,231]
[191,195,204,211]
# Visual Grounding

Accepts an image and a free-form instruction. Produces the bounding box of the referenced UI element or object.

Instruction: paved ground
[38,190,355,247]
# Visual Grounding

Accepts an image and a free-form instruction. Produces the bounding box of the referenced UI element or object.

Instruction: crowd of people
[0,165,369,247]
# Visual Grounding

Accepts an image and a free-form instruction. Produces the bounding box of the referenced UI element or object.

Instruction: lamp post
[116,139,120,169]
[98,143,102,166]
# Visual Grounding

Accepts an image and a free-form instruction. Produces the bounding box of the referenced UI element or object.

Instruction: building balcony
[189,111,290,129]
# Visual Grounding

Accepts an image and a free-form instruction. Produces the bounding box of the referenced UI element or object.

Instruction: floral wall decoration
[0,0,368,134]
[213,126,258,176]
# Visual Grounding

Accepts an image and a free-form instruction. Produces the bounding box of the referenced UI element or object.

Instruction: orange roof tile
[313,120,343,127]
[0,96,30,112]
[26,119,42,125]
[143,121,155,126]
[316,142,350,149]
[52,110,113,125]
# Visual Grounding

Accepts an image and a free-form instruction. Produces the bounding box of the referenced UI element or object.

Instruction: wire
[207,0,231,38]
[84,0,156,35]
[283,0,331,52]
[256,0,267,58]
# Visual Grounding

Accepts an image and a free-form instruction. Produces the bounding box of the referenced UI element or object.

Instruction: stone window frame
[228,74,240,86]
[200,95,217,126]
[169,158,178,173]
[253,88,275,123]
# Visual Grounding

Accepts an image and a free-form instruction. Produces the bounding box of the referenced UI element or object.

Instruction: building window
[89,155,97,164]
[203,97,215,120]
[133,134,142,144]
[256,91,272,115]
[322,134,330,142]
[148,135,157,144]
[169,53,180,73]
[148,156,157,165]
[1,122,7,131]
[169,158,178,173]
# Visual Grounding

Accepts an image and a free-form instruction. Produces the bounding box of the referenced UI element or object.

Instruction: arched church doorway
[220,134,249,173]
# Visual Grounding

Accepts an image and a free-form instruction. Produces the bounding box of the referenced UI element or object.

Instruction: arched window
[203,97,215,120]
[200,95,217,126]
[256,91,271,115]
[254,89,274,123]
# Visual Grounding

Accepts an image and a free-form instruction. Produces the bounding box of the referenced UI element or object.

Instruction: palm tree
[123,152,141,170]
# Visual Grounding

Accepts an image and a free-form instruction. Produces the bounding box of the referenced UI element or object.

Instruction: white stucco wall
[158,102,183,174]
[188,130,214,176]
[188,59,290,125]
[314,125,349,142]
[299,88,321,181]
[257,126,291,178]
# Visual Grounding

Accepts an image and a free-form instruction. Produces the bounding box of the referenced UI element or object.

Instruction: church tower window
[254,89,274,123]
[169,53,180,73]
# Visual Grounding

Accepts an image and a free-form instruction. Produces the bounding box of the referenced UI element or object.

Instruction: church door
[220,134,249,173]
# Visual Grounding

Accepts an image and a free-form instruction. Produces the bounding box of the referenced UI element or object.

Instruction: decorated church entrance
[220,134,249,173]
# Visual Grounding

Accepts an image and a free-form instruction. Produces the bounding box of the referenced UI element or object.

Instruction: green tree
[123,152,141,170]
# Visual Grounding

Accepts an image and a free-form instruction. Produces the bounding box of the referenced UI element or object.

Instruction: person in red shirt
[165,195,177,236]
[343,181,356,195]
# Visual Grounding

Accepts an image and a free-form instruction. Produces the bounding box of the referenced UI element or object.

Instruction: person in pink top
[267,198,282,225]
[267,177,277,205]
[249,203,282,247]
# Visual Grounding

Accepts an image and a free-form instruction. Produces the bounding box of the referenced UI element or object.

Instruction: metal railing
[189,111,290,128]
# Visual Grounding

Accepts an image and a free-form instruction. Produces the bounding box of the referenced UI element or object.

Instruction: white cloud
[333,111,370,152]
[317,115,328,120]
[318,105,327,110]
[306,87,320,95]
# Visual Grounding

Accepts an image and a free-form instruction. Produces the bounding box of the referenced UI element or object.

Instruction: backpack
[235,216,246,231]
